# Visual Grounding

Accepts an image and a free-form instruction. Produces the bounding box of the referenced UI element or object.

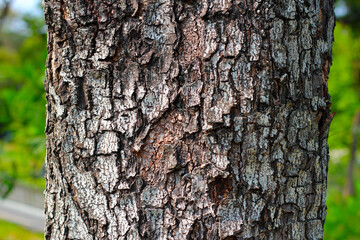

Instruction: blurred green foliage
[0,12,47,194]
[328,24,360,150]
[325,181,360,239]
[324,21,360,240]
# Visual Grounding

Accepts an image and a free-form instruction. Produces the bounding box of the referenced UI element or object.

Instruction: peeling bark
[43,0,334,239]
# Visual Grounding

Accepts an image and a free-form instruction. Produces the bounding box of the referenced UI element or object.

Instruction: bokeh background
[0,0,359,239]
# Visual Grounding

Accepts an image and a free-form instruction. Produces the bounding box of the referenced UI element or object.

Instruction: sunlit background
[0,0,359,239]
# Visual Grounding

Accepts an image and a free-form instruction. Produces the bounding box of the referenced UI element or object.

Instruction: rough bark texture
[43,0,334,239]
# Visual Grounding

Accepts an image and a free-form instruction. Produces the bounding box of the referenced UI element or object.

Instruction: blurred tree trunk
[43,0,334,239]
[343,111,360,196]
[0,0,11,33]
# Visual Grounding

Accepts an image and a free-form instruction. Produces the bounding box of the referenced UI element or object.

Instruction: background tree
[335,0,360,32]
[42,0,335,239]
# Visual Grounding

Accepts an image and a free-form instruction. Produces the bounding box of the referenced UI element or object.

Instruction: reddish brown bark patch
[209,176,232,204]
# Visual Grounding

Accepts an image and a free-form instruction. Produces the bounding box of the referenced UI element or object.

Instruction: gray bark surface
[43,0,334,239]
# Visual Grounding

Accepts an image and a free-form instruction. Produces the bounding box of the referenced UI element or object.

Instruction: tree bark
[43,0,334,239]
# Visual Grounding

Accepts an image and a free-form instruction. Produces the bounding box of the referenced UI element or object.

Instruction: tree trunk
[43,0,334,239]
[343,110,360,197]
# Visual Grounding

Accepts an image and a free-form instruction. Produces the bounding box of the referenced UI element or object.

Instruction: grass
[0,219,43,240]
